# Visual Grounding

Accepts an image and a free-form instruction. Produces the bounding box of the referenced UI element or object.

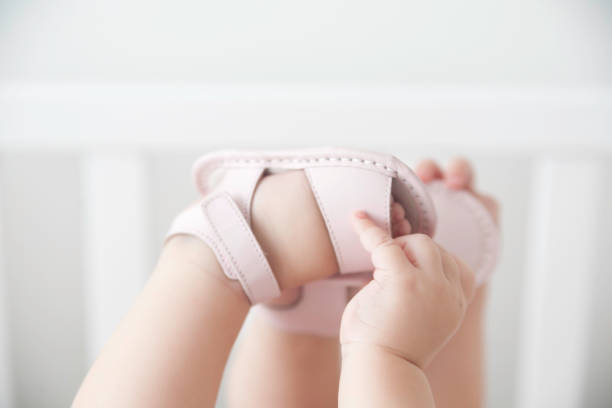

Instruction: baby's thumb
[351,211,393,252]
[352,211,413,274]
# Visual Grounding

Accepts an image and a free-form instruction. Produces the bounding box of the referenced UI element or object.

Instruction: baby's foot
[169,170,415,301]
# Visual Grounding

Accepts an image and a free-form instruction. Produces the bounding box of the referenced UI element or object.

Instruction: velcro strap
[305,166,392,274]
[166,192,280,303]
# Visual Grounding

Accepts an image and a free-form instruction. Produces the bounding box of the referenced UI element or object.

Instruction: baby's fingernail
[354,210,368,219]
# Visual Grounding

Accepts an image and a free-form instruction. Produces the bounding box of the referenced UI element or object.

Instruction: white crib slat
[82,155,149,363]
[0,189,13,408]
[517,158,604,408]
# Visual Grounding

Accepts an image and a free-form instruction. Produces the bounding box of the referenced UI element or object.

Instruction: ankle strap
[167,192,280,303]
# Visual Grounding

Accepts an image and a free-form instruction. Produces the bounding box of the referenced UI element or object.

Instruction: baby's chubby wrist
[339,341,435,407]
[341,342,423,369]
[341,341,434,401]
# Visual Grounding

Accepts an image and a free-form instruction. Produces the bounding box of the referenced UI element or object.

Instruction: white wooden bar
[517,158,604,408]
[81,155,149,363]
[0,83,611,153]
[0,188,13,408]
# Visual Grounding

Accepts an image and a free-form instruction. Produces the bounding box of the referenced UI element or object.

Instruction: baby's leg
[227,314,340,408]
[73,171,340,407]
[73,236,251,408]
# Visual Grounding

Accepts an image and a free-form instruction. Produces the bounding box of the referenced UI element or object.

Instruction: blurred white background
[0,0,611,407]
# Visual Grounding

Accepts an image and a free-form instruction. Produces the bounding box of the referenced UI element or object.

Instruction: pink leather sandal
[426,181,499,286]
[252,179,499,336]
[166,148,435,304]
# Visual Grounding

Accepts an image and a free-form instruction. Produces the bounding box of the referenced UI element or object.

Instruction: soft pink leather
[305,167,392,274]
[209,167,264,223]
[427,181,499,286]
[167,148,435,304]
[167,193,280,303]
[252,274,370,337]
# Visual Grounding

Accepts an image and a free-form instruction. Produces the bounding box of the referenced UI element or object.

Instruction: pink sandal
[166,148,435,304]
[252,180,500,336]
[426,181,499,287]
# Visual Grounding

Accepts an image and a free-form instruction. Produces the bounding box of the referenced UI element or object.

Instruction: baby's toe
[415,159,443,182]
[445,158,474,190]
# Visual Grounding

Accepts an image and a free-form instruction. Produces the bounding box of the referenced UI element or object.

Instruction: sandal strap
[427,181,499,286]
[252,274,371,337]
[305,166,392,274]
[203,167,265,224]
[167,192,280,303]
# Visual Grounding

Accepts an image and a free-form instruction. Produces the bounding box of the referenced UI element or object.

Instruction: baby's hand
[340,212,475,369]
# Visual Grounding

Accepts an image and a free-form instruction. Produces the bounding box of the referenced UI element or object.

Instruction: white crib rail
[0,188,13,408]
[518,159,605,408]
[1,83,611,153]
[81,155,150,363]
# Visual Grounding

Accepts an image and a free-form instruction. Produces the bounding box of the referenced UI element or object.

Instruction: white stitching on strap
[384,177,392,234]
[304,168,344,271]
[202,197,254,300]
[201,194,279,303]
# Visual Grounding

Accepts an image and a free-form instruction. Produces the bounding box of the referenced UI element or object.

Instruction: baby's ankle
[250,171,339,289]
[341,342,422,369]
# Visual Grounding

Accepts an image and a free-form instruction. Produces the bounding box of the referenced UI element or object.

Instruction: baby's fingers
[352,211,412,272]
[352,211,393,251]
